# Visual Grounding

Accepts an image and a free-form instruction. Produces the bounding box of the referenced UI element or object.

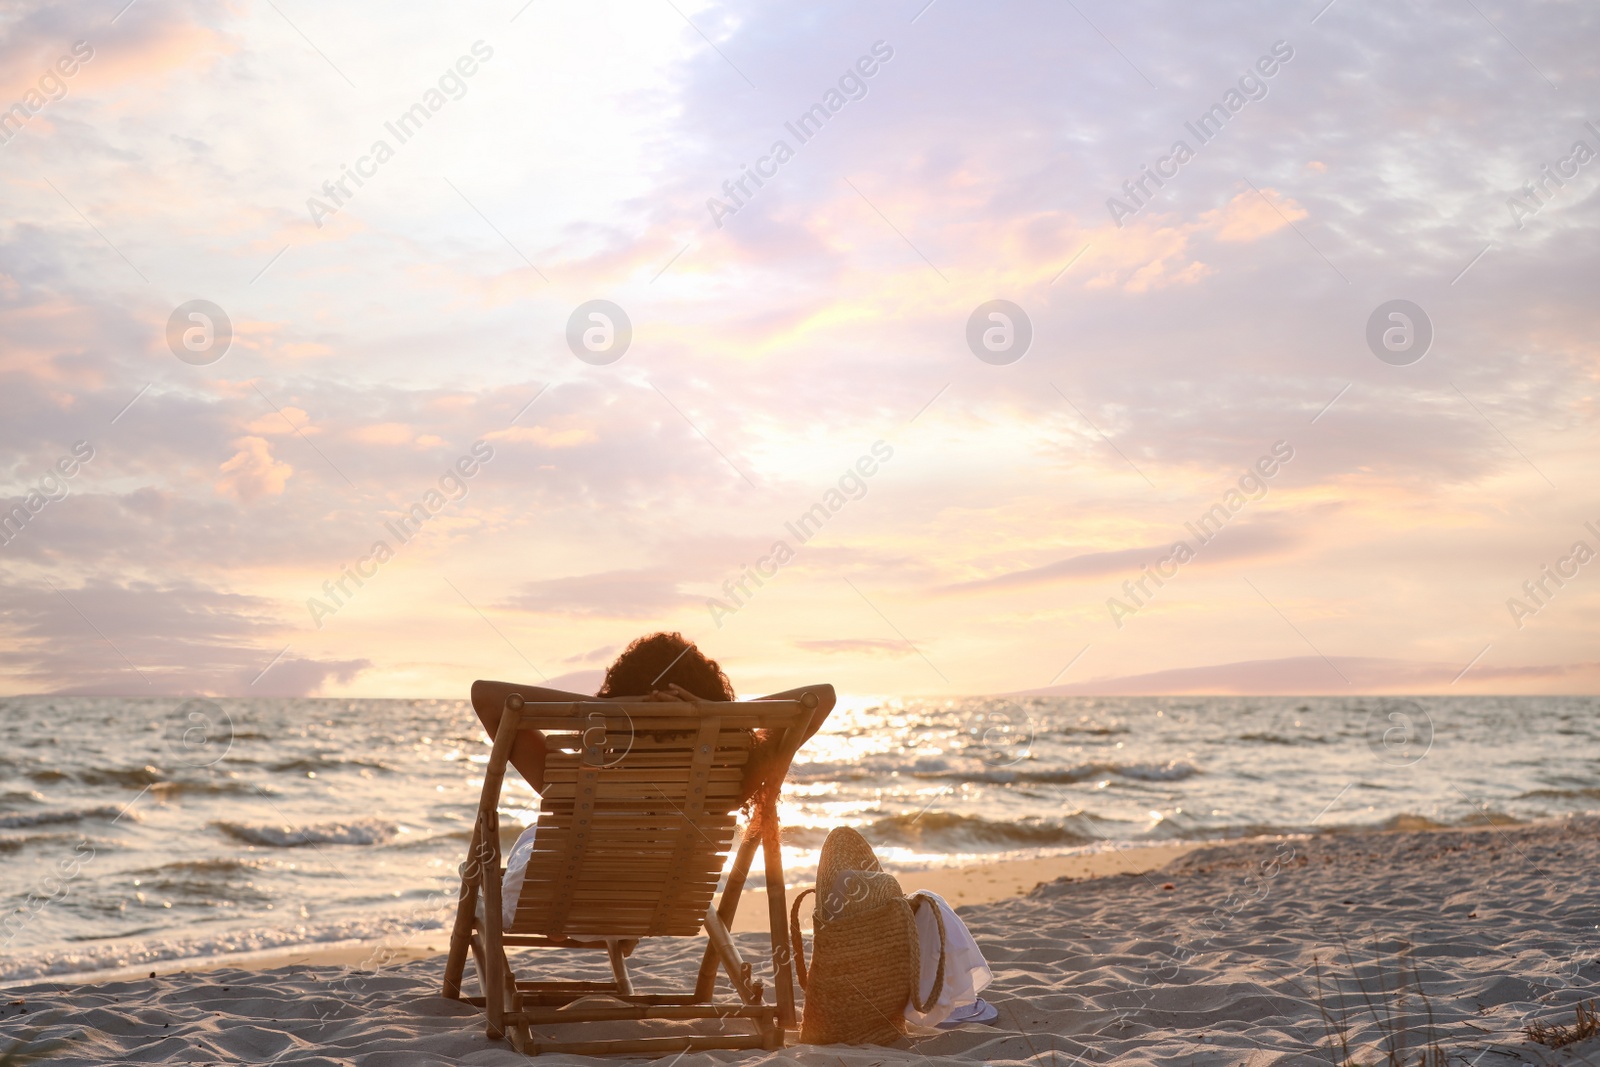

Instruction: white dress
[500,822,539,927]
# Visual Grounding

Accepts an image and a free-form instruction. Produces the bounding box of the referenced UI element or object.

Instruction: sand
[24,845,1206,986]
[744,843,1207,933]
[5,822,1598,1065]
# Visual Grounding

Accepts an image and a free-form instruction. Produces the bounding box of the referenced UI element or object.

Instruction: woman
[472,632,835,924]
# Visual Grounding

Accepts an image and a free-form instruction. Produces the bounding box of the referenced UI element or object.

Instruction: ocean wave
[1237,732,1321,746]
[211,818,397,848]
[788,761,889,782]
[0,790,46,810]
[128,859,273,902]
[1389,811,1523,833]
[0,907,454,984]
[78,766,164,789]
[14,769,265,798]
[909,760,1201,785]
[784,811,1112,851]
[1113,760,1200,781]
[134,858,263,875]
[1369,813,1456,832]
[0,805,138,829]
[266,756,393,775]
[1517,787,1600,802]
[149,779,269,799]
[0,832,75,854]
[383,827,507,852]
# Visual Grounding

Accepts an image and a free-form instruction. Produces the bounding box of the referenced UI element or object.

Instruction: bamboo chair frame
[442,692,820,1055]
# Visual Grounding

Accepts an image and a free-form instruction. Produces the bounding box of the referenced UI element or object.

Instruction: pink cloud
[215,436,292,501]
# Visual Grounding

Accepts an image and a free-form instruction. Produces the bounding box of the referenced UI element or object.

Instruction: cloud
[1199,188,1307,243]
[244,407,315,436]
[942,522,1298,594]
[0,2,230,105]
[1012,656,1600,697]
[485,425,598,448]
[241,654,371,699]
[497,569,705,618]
[945,544,1163,592]
[40,653,371,698]
[349,422,415,446]
[560,644,617,665]
[214,436,292,501]
[541,668,605,694]
[792,638,911,657]
[0,577,367,695]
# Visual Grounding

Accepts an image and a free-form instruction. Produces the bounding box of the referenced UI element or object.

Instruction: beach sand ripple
[5,819,1599,1066]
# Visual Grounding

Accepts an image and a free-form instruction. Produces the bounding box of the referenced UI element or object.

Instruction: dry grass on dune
[1527,1002,1600,1050]
[1312,942,1448,1067]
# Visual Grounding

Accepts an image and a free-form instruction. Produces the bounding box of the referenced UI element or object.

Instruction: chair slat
[520,846,728,862]
[518,886,720,902]
[542,767,747,784]
[539,781,743,798]
[544,732,754,753]
[525,831,732,844]
[516,888,719,905]
[516,713,803,731]
[519,861,726,881]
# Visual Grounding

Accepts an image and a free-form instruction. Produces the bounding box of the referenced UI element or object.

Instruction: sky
[1,0,1596,699]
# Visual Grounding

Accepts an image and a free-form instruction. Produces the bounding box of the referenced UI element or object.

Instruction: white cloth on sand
[937,997,999,1028]
[904,889,993,1027]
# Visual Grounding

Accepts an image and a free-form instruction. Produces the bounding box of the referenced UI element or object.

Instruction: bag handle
[789,888,815,991]
[908,892,948,1013]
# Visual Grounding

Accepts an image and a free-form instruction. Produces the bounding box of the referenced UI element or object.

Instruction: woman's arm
[471,679,838,789]
[649,681,836,741]
[470,680,596,793]
[751,683,836,744]
[632,681,836,746]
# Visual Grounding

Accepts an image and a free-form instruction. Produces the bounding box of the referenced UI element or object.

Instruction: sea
[2,694,1596,985]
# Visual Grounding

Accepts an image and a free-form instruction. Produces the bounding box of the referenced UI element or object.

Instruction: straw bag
[789,828,947,1045]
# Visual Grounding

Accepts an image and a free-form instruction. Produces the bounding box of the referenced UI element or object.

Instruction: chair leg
[705,905,763,1005]
[760,804,797,1030]
[482,899,512,1040]
[443,824,485,999]
[697,828,760,1001]
[469,933,487,996]
[484,946,507,1040]
[607,940,633,996]
[504,964,528,1052]
[757,1013,783,1050]
[473,699,518,1041]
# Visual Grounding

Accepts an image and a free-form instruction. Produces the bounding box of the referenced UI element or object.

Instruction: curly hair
[596,632,735,701]
[594,633,783,822]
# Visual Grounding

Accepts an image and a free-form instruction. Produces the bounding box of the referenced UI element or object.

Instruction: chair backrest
[500,700,811,938]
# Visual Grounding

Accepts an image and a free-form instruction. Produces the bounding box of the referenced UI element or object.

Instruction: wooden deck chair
[442,691,821,1056]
